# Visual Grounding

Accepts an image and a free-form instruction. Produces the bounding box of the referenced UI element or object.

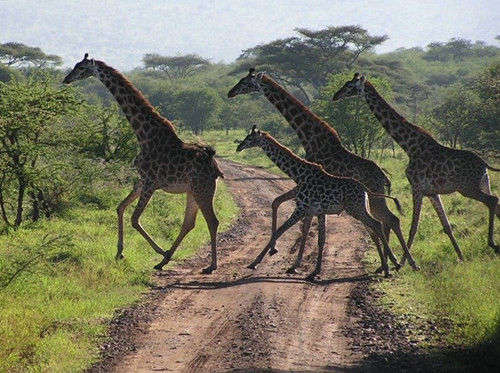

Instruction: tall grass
[0,181,238,371]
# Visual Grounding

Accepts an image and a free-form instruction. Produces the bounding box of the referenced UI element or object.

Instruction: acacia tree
[0,42,62,68]
[142,53,210,79]
[172,87,221,134]
[312,72,393,158]
[0,77,80,227]
[233,25,388,103]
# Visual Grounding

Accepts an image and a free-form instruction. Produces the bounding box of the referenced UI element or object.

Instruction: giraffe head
[331,73,366,101]
[62,53,98,84]
[236,125,263,152]
[227,68,263,98]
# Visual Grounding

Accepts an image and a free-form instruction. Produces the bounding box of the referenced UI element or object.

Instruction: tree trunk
[14,179,26,227]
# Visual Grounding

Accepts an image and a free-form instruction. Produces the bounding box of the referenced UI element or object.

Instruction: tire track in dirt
[101,159,370,372]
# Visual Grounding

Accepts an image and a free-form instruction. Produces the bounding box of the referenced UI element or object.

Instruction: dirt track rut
[108,159,371,372]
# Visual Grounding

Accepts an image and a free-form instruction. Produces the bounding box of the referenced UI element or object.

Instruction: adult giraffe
[63,54,223,272]
[332,73,499,259]
[228,69,419,271]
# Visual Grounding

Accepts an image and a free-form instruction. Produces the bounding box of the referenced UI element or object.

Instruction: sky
[1,0,499,70]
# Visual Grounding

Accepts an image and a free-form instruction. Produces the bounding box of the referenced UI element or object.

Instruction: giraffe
[237,126,406,278]
[228,69,419,272]
[332,73,499,260]
[63,54,223,273]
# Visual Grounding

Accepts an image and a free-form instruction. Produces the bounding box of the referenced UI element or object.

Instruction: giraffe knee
[131,215,141,230]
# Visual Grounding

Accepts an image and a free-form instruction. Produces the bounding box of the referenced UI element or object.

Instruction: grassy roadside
[366,151,500,354]
[197,129,499,359]
[0,180,238,372]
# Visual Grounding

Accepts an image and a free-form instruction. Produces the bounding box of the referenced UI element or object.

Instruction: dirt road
[100,159,372,372]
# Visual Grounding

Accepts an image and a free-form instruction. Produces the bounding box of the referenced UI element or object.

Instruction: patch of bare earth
[89,160,379,372]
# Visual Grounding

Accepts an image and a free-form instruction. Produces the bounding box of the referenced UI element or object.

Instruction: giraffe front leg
[116,182,141,260]
[428,194,463,261]
[401,189,423,267]
[154,193,199,270]
[131,187,167,267]
[248,209,303,269]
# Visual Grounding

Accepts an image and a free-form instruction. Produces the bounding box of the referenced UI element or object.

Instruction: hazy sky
[1,0,498,70]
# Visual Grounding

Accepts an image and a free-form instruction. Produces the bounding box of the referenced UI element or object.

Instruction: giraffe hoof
[286,268,297,274]
[374,266,384,274]
[268,248,278,256]
[411,263,420,271]
[384,272,392,278]
[201,266,216,274]
[115,254,124,260]
[247,264,257,270]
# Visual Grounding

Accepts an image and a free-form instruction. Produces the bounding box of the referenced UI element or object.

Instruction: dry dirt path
[102,159,372,372]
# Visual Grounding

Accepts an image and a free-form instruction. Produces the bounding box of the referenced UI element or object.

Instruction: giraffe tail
[485,163,500,172]
[367,191,403,215]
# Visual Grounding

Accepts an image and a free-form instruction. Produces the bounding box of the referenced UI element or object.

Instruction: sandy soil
[97,159,373,372]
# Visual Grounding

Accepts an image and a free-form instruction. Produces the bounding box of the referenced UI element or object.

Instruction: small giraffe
[237,125,415,278]
[228,69,417,272]
[63,54,223,272]
[332,73,500,259]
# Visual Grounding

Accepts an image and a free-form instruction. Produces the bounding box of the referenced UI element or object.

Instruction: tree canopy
[0,42,62,67]
[142,53,210,79]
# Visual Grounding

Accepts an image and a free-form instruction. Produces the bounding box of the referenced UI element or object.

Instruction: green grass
[196,129,500,352]
[181,128,283,175]
[0,181,238,372]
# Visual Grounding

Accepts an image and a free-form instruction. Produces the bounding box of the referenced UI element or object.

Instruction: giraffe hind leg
[286,215,313,274]
[306,214,326,280]
[459,186,499,253]
[194,184,219,274]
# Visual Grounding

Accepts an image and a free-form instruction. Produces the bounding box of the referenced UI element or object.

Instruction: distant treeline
[0,26,498,227]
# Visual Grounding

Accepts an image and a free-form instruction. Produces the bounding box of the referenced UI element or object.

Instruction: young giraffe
[63,54,223,273]
[237,126,404,278]
[332,73,499,260]
[228,69,419,271]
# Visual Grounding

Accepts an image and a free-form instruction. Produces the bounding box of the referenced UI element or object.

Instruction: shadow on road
[160,273,370,291]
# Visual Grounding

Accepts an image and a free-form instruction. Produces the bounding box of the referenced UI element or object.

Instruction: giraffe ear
[359,75,366,82]
[353,72,360,80]
[251,124,257,133]
[90,59,95,66]
[248,67,256,76]
[84,53,89,60]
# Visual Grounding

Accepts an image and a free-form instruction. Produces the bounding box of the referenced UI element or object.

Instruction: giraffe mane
[364,80,435,140]
[261,75,342,143]
[260,131,324,171]
[95,60,177,133]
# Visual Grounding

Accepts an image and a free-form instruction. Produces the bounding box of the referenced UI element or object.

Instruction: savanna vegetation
[0,26,498,370]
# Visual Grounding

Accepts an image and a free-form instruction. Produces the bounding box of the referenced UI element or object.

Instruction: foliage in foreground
[0,181,238,372]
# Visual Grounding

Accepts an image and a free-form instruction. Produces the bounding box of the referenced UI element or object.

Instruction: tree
[423,38,499,62]
[142,53,210,79]
[233,25,388,103]
[0,76,81,227]
[0,42,62,67]
[172,87,221,134]
[312,73,393,158]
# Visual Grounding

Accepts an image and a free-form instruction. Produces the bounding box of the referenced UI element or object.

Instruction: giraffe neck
[259,75,344,157]
[363,81,437,156]
[257,132,320,183]
[94,61,182,146]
